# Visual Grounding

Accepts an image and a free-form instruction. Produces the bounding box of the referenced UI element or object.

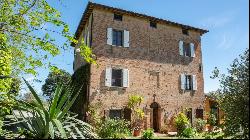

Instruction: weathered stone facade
[73,2,207,132]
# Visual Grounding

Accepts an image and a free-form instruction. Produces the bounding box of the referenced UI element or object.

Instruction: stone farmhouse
[72,2,208,132]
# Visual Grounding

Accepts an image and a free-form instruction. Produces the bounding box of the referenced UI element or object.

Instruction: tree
[0,49,12,92]
[0,0,95,77]
[211,48,249,138]
[1,0,95,134]
[42,69,71,100]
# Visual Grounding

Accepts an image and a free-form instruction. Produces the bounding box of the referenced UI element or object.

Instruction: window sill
[111,86,127,88]
[111,45,125,47]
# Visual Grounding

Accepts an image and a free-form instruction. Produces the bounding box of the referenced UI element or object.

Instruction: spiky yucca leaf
[8,79,97,139]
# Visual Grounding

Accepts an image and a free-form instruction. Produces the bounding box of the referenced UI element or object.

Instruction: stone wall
[75,8,206,131]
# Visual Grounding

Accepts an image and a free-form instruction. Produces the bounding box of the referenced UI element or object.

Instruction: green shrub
[0,119,3,136]
[207,113,217,126]
[174,112,189,134]
[7,79,97,139]
[141,128,154,139]
[98,118,131,139]
[181,127,197,138]
[194,118,206,132]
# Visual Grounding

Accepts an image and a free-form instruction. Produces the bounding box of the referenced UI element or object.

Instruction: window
[109,109,122,119]
[182,28,189,35]
[179,41,195,57]
[210,102,219,125]
[111,69,123,87]
[181,74,197,91]
[185,75,192,90]
[196,109,204,119]
[107,28,129,47]
[186,108,192,125]
[112,30,123,46]
[123,108,132,121]
[114,14,123,21]
[150,21,157,28]
[184,43,191,57]
[105,68,129,87]
[199,64,202,72]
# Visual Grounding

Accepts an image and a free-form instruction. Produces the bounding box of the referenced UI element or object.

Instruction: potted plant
[127,95,144,137]
[133,126,141,136]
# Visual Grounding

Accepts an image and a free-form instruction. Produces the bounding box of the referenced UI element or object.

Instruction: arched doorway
[150,102,160,132]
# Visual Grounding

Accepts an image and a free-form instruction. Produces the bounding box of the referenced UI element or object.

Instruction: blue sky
[23,0,249,95]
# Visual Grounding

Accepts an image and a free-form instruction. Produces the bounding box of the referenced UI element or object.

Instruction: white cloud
[201,16,232,28]
[199,12,236,29]
[217,34,234,49]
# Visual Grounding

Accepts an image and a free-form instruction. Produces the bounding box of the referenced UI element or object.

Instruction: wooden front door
[153,107,159,132]
[150,102,160,132]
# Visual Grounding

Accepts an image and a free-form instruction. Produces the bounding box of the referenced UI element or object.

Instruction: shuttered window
[179,41,195,57]
[180,74,197,91]
[107,28,129,47]
[105,68,129,87]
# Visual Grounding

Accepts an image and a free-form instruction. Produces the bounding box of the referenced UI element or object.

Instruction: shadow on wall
[93,39,198,66]
[70,64,91,121]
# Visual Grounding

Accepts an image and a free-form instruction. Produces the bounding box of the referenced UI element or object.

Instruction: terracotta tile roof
[72,2,208,46]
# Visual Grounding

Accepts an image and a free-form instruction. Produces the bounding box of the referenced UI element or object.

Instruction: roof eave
[71,2,209,47]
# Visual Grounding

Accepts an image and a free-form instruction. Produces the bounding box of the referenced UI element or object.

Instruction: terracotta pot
[133,129,141,137]
[208,125,214,132]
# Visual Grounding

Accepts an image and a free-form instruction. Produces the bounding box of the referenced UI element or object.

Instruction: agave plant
[9,78,97,139]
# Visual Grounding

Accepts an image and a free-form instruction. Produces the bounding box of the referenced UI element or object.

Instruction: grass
[126,131,226,139]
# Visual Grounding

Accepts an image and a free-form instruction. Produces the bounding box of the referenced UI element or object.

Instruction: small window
[112,69,123,87]
[199,64,202,72]
[114,14,123,21]
[109,109,122,119]
[150,21,157,28]
[196,109,204,119]
[112,30,123,46]
[183,43,191,57]
[185,75,192,90]
[182,28,189,35]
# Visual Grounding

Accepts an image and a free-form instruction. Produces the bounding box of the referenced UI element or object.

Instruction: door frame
[150,102,160,132]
